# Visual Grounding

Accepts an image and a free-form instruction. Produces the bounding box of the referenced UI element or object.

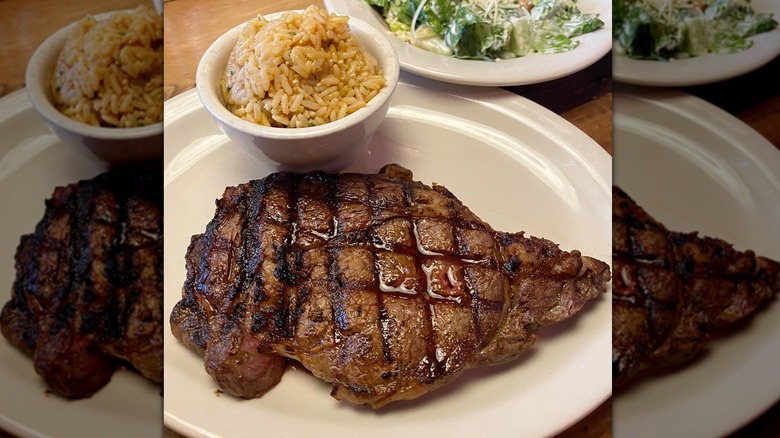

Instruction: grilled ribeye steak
[0,171,163,399]
[171,164,610,408]
[612,186,780,388]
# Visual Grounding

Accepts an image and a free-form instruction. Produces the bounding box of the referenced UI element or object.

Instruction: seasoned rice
[222,6,386,128]
[50,5,163,128]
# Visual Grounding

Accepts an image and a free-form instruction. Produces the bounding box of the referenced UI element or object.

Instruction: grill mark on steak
[171,164,610,407]
[373,176,397,366]
[246,177,270,326]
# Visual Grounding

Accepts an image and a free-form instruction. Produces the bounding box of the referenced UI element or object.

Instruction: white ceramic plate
[613,0,780,86]
[0,89,162,438]
[163,74,612,438]
[613,86,780,437]
[324,0,612,86]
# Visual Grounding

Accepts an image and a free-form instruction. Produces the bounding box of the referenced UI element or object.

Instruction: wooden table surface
[0,0,777,437]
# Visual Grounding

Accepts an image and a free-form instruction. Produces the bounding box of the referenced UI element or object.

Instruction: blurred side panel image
[612,4,780,433]
[0,0,163,437]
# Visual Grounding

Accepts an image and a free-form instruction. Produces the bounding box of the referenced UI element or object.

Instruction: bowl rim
[24,9,163,140]
[195,9,400,140]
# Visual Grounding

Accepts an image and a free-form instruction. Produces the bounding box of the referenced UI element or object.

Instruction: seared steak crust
[0,171,163,398]
[612,186,780,387]
[171,164,610,408]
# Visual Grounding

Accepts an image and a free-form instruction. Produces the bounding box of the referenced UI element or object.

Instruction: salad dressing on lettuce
[614,0,778,60]
[365,0,605,59]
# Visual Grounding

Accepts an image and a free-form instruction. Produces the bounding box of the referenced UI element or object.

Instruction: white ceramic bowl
[25,10,163,167]
[196,11,400,172]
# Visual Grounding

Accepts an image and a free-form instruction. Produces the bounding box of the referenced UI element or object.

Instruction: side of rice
[222,6,386,128]
[50,5,163,128]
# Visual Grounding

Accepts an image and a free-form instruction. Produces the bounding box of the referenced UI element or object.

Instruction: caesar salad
[613,0,778,60]
[364,0,605,60]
